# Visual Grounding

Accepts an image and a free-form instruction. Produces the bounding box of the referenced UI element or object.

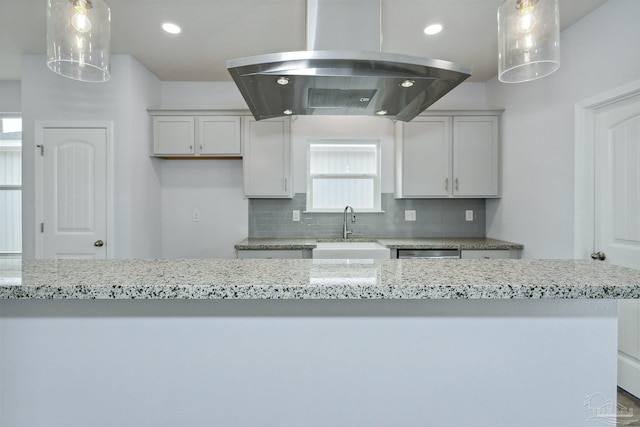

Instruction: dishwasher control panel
[397,249,461,259]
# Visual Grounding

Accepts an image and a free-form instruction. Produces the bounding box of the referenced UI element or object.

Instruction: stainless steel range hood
[227,0,472,122]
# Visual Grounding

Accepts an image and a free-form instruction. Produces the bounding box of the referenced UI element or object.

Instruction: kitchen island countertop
[1,258,639,300]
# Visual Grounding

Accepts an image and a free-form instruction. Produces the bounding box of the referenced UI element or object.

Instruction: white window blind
[0,116,22,255]
[307,140,381,211]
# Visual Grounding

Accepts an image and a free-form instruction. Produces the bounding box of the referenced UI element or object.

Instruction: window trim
[306,139,382,213]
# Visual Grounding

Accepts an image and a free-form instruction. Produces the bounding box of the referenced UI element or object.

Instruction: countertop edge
[2,283,638,300]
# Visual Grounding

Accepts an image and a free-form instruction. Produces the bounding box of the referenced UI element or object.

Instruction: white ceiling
[0,0,608,83]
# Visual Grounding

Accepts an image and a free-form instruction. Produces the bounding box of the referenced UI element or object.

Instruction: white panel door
[41,128,108,259]
[593,93,640,396]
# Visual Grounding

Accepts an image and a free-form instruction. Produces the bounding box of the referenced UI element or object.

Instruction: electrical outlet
[465,210,473,221]
[193,210,200,222]
[405,210,417,221]
[292,210,300,221]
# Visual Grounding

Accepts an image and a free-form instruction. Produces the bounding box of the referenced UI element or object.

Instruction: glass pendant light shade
[47,0,111,82]
[498,0,560,83]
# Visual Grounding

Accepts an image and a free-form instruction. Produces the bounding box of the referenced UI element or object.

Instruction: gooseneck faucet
[343,205,356,239]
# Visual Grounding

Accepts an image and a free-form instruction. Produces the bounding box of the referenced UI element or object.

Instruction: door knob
[591,251,606,261]
[94,240,104,247]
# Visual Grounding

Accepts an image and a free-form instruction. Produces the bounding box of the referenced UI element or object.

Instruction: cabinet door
[153,116,195,155]
[197,116,241,156]
[453,116,499,197]
[237,250,303,259]
[400,117,451,197]
[243,117,292,198]
[460,249,511,259]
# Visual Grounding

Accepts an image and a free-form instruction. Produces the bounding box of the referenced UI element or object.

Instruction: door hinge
[37,144,44,156]
[40,222,44,233]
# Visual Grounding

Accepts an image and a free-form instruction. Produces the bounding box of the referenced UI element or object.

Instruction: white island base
[0,299,617,426]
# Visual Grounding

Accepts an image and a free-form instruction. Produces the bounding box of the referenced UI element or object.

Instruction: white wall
[21,55,162,259]
[160,82,248,259]
[161,81,247,109]
[158,81,487,258]
[161,160,247,259]
[485,0,640,259]
[0,81,21,112]
[128,58,163,258]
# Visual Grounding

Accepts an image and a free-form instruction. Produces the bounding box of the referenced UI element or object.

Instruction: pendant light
[47,0,111,82]
[498,0,560,83]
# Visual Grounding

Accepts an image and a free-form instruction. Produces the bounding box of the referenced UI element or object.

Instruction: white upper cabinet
[153,116,195,155]
[397,117,452,197]
[151,114,241,157]
[452,116,499,197]
[242,116,292,198]
[396,112,501,198]
[197,116,241,156]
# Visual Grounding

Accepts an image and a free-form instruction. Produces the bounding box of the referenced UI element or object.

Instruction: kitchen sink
[312,241,391,259]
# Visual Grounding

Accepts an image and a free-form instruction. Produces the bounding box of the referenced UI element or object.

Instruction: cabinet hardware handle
[455,178,459,191]
[200,145,203,151]
[189,145,193,151]
[444,178,448,191]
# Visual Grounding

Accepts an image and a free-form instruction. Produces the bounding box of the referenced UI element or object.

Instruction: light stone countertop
[234,237,524,250]
[1,258,639,300]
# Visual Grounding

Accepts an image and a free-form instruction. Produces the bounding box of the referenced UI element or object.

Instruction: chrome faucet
[343,205,356,239]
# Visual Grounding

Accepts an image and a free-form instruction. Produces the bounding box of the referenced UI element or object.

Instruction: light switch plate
[405,210,416,221]
[465,210,473,221]
[292,210,300,221]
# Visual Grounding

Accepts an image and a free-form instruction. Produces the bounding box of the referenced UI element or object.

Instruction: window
[306,139,381,212]
[0,116,22,256]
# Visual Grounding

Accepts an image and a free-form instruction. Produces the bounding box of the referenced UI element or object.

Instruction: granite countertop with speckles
[234,237,524,250]
[1,258,639,300]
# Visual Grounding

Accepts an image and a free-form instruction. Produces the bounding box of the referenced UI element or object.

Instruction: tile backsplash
[249,194,485,238]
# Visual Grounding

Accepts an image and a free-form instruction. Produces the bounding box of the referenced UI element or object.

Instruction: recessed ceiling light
[277,77,290,85]
[162,23,181,34]
[400,80,415,88]
[283,109,293,115]
[424,24,443,35]
[375,109,388,116]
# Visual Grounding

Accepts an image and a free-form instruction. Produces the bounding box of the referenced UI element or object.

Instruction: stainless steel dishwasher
[397,249,461,259]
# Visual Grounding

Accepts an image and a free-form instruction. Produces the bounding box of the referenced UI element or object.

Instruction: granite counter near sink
[234,237,524,250]
[235,237,524,259]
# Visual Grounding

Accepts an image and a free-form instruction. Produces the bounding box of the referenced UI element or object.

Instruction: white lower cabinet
[461,249,517,259]
[395,112,501,198]
[236,249,309,259]
[242,117,292,198]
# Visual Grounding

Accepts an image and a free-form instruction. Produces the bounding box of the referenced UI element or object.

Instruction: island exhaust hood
[227,0,472,122]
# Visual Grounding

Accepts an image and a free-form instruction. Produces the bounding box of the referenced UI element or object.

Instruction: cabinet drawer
[460,250,511,259]
[236,250,304,259]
